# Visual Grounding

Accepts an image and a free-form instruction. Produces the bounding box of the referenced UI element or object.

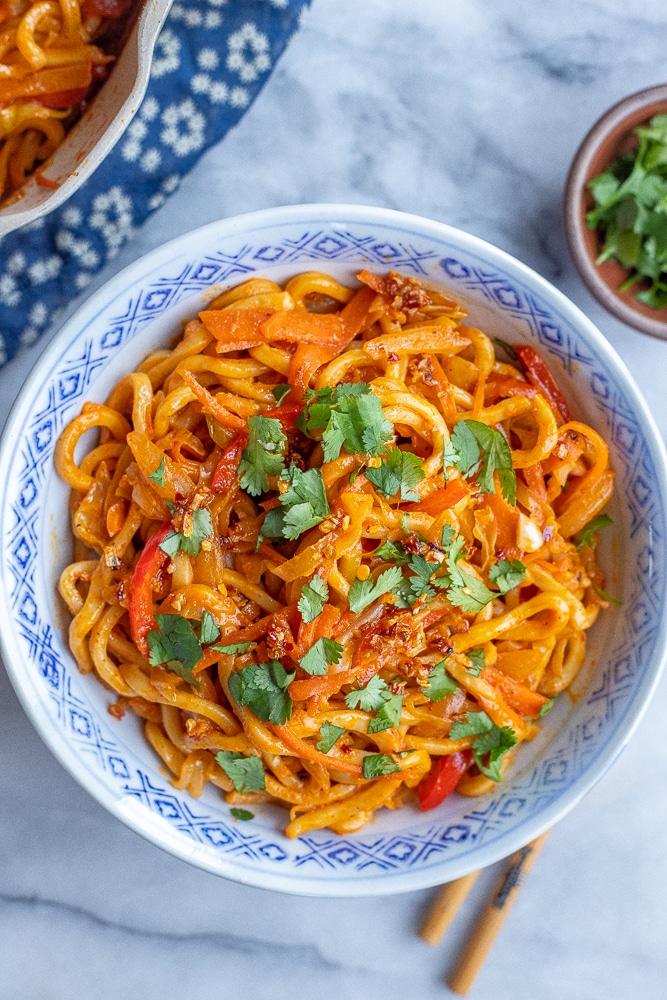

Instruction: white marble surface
[2,1,667,997]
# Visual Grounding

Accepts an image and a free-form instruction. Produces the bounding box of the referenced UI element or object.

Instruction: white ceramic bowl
[1,204,665,896]
[0,0,173,237]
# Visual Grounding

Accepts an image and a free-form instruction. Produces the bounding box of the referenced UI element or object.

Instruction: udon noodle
[55,268,615,837]
[0,0,133,202]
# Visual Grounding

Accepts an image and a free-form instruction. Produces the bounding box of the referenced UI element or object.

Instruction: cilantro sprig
[466,648,486,677]
[488,559,527,594]
[442,529,497,613]
[260,464,330,542]
[344,675,404,734]
[449,711,517,781]
[366,448,425,501]
[344,674,391,712]
[238,415,287,496]
[448,420,517,505]
[146,613,204,687]
[298,637,344,676]
[317,721,345,754]
[228,660,295,724]
[215,751,266,793]
[146,610,230,688]
[586,113,667,310]
[420,658,459,701]
[395,550,449,608]
[363,753,400,778]
[159,507,213,559]
[297,575,329,623]
[348,565,404,614]
[576,513,613,551]
[296,382,393,462]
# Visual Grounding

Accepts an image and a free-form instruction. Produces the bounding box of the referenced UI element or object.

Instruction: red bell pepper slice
[128,521,172,656]
[417,750,473,810]
[81,0,132,17]
[514,346,571,423]
[263,401,304,429]
[35,86,90,109]
[210,428,247,494]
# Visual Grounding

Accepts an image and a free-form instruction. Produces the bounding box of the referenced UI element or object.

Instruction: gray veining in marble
[2,1,667,997]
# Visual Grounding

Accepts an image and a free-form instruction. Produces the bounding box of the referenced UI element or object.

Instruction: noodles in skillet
[55,269,615,837]
[0,1,133,202]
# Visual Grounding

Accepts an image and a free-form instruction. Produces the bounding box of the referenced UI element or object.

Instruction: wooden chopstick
[447,831,550,995]
[418,870,482,946]
[417,831,550,994]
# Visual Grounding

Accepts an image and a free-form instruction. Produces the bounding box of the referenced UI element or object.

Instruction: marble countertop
[2,1,667,997]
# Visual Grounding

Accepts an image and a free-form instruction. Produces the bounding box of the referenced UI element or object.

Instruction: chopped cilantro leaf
[228,660,295,724]
[539,698,555,717]
[199,610,220,645]
[299,637,344,676]
[493,337,518,361]
[449,711,517,781]
[450,419,517,505]
[363,753,400,778]
[374,538,410,564]
[466,648,485,676]
[489,558,527,594]
[348,565,404,614]
[471,726,517,781]
[447,579,496,613]
[576,513,613,551]
[146,614,203,687]
[367,691,403,733]
[211,641,252,655]
[586,113,667,311]
[449,421,482,478]
[366,448,425,501]
[159,507,213,558]
[238,415,287,496]
[297,575,329,623]
[149,457,165,487]
[441,524,455,547]
[442,439,461,479]
[421,658,458,701]
[230,807,255,821]
[316,721,345,754]
[594,583,623,606]
[271,383,292,406]
[443,533,497,613]
[344,674,390,712]
[278,464,330,539]
[215,751,265,793]
[299,382,393,462]
[395,552,448,609]
[257,506,287,542]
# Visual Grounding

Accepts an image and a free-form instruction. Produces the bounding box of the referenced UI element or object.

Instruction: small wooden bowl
[564,84,667,340]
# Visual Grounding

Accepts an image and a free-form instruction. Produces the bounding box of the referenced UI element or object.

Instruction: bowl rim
[2,203,667,895]
[0,0,174,237]
[563,83,667,340]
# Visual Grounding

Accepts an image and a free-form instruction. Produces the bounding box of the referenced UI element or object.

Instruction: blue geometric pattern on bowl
[2,207,665,896]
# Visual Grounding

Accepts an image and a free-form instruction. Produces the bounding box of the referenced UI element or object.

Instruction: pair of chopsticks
[418,831,550,994]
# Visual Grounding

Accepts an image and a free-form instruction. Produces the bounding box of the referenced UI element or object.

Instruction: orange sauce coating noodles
[55,269,615,837]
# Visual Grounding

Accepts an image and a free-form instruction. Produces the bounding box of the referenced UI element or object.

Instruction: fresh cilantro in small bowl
[564,84,667,340]
[586,113,667,311]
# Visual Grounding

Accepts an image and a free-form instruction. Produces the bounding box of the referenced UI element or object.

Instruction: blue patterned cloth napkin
[0,0,310,367]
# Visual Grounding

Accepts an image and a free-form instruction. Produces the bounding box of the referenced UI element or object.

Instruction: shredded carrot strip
[179,369,246,430]
[271,723,363,776]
